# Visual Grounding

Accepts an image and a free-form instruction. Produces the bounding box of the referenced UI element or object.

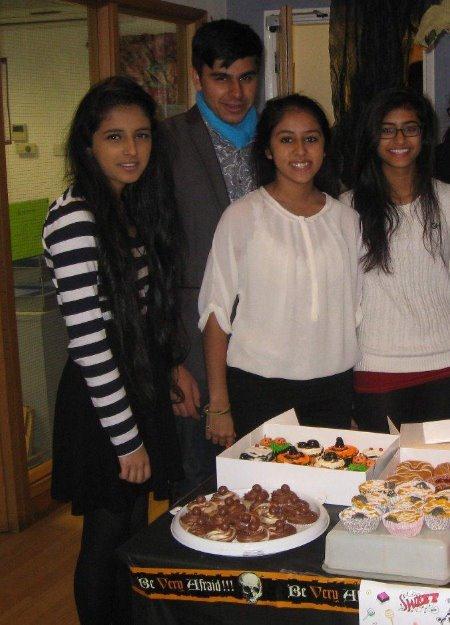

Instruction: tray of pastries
[171,484,329,556]
[239,436,385,472]
[323,459,450,585]
[336,459,450,537]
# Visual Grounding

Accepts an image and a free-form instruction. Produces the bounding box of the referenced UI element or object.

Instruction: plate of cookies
[171,484,330,556]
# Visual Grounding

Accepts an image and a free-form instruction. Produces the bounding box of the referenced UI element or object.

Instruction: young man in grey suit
[158,20,263,499]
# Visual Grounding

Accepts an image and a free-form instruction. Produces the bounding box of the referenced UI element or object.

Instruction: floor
[0,497,168,625]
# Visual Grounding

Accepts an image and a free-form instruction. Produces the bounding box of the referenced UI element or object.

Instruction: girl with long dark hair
[43,76,185,623]
[342,88,450,432]
[199,94,362,445]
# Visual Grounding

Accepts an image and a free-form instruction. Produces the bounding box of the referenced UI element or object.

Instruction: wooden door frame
[0,0,206,531]
[88,1,206,89]
[277,6,294,97]
[0,80,32,531]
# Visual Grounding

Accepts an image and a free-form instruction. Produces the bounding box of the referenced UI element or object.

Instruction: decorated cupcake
[433,475,450,492]
[315,451,345,469]
[325,437,358,463]
[433,489,450,500]
[352,492,389,513]
[186,495,218,515]
[395,479,435,498]
[339,506,381,534]
[211,485,239,504]
[204,522,237,542]
[382,509,424,537]
[433,462,450,477]
[269,437,293,455]
[358,479,389,496]
[424,500,450,530]
[389,494,426,512]
[423,504,450,531]
[276,449,310,465]
[349,453,375,469]
[239,445,274,461]
[361,447,384,461]
[296,439,324,457]
[267,519,297,540]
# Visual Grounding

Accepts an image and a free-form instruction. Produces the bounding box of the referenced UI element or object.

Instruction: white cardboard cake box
[381,421,450,478]
[399,421,450,463]
[215,410,399,506]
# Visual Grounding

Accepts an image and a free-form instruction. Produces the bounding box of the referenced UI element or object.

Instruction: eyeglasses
[379,124,422,139]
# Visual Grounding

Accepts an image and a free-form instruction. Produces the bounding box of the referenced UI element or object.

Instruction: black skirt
[51,354,183,516]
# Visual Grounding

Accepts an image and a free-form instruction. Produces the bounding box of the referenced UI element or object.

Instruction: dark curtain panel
[329,0,442,186]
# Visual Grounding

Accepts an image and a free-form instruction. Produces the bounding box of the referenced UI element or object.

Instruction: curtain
[329,0,443,186]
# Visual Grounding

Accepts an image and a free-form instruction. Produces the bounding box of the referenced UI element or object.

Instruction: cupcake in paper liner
[339,506,381,534]
[424,495,450,513]
[382,509,424,537]
[424,505,450,531]
[388,494,426,512]
[351,493,388,513]
[395,479,435,498]
[359,479,388,496]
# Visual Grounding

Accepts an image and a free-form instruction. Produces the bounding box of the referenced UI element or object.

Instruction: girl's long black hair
[66,76,186,407]
[352,88,441,273]
[254,93,340,198]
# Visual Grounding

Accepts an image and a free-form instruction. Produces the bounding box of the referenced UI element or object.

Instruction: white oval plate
[171,489,330,557]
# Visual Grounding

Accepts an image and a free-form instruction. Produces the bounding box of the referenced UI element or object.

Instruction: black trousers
[227,367,354,439]
[74,494,148,625]
[354,375,450,433]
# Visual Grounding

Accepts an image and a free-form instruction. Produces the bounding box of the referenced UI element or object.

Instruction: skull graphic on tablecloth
[238,572,263,603]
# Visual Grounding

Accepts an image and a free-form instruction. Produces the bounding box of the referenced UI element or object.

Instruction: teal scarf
[196,92,257,149]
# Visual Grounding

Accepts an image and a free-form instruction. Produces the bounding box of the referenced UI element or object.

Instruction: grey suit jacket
[158,106,231,392]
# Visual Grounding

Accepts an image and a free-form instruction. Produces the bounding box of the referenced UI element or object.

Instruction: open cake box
[381,419,450,477]
[216,410,399,506]
[323,420,450,586]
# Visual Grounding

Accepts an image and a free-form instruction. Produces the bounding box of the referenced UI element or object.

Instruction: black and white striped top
[42,187,149,457]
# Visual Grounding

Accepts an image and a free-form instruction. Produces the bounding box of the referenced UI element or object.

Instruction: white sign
[359,580,450,625]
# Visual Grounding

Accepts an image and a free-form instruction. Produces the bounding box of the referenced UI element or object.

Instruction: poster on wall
[1,57,11,144]
[119,33,178,114]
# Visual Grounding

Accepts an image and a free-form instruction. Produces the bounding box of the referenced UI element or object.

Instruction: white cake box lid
[216,410,399,506]
[398,421,450,464]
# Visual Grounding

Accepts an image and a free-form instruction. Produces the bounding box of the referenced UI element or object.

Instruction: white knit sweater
[341,180,450,373]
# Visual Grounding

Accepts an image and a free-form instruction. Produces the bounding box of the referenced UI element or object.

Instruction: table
[118,477,361,625]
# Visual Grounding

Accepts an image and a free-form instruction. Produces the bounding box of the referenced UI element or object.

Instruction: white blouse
[198,187,362,380]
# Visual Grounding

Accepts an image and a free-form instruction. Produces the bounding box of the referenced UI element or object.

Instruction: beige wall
[293,23,334,124]
[0,19,90,204]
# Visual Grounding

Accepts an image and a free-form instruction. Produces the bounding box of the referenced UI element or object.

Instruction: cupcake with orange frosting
[325,437,358,464]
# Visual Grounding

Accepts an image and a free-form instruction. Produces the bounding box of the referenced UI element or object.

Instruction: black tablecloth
[118,476,361,625]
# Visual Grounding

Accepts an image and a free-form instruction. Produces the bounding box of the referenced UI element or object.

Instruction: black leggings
[74,494,148,625]
[354,376,450,433]
[227,367,354,439]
